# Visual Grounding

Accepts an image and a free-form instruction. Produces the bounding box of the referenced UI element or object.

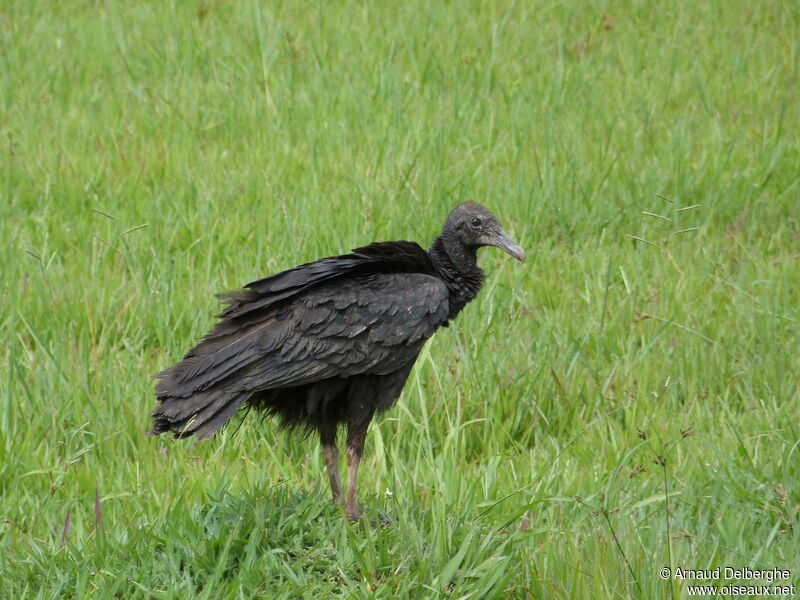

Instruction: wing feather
[155,273,448,398]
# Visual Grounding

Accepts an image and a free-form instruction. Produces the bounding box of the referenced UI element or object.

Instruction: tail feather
[149,389,251,439]
[192,394,250,440]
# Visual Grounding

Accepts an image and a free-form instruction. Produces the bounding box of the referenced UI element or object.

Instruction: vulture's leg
[345,405,375,521]
[319,425,342,504]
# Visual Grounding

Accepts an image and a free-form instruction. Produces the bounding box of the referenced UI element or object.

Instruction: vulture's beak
[486,227,526,262]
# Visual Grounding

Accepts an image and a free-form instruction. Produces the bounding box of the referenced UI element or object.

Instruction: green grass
[1,0,799,597]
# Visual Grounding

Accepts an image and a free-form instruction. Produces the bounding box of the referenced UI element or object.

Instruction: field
[1,1,799,598]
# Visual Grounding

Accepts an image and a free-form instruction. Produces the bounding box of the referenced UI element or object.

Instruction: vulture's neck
[428,235,486,319]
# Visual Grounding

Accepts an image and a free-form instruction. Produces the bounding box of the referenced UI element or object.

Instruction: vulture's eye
[470,217,482,229]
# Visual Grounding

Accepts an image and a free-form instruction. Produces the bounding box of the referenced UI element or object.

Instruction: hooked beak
[485,227,526,262]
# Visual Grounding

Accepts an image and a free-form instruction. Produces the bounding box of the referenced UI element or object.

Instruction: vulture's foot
[347,509,360,522]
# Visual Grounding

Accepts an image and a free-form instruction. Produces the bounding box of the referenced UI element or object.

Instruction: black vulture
[150,202,524,520]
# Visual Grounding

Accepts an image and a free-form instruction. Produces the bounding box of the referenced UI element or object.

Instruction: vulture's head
[443,202,526,262]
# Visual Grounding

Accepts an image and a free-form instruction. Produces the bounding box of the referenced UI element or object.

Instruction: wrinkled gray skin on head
[438,202,526,271]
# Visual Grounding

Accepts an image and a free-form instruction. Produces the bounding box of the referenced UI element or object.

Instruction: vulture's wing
[151,271,448,438]
[218,241,434,321]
